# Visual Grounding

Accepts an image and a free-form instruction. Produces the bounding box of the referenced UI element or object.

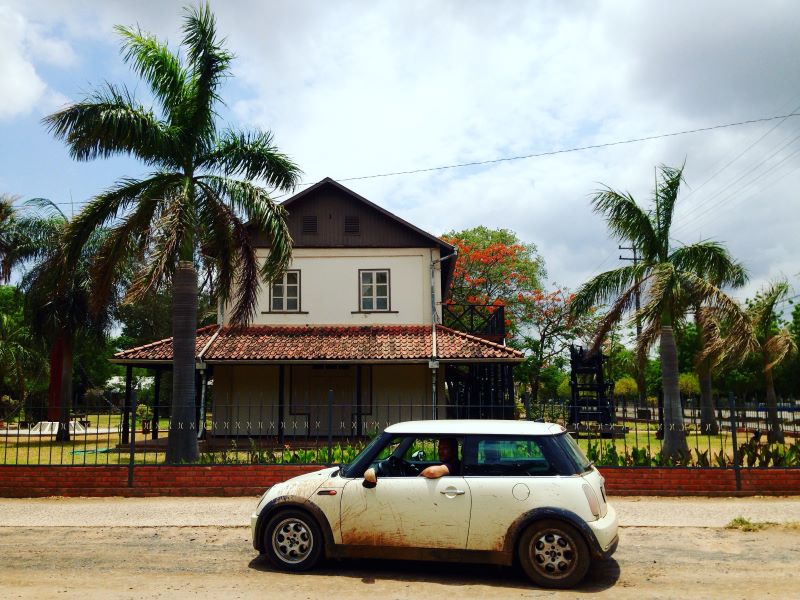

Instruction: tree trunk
[46,336,65,422]
[660,326,689,459]
[764,359,784,444]
[526,371,544,419]
[166,261,200,463]
[55,334,74,442]
[698,362,719,435]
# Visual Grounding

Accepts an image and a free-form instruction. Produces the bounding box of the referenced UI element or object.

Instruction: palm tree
[693,302,754,436]
[571,164,750,459]
[0,309,39,416]
[747,281,797,444]
[43,4,300,462]
[19,199,116,441]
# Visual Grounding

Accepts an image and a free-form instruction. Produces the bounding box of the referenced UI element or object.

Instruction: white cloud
[2,0,799,300]
[0,5,76,120]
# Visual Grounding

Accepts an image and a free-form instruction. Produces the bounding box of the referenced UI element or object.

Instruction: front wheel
[263,510,323,572]
[518,519,590,589]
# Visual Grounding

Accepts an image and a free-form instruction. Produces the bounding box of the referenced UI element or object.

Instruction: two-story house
[113,178,523,444]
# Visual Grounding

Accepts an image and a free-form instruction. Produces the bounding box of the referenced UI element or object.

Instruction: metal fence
[1,390,798,468]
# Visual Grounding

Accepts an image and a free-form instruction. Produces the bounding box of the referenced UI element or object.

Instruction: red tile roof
[113,325,523,363]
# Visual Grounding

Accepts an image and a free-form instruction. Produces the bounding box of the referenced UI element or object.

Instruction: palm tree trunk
[55,334,74,442]
[166,260,200,463]
[764,360,784,444]
[46,336,64,422]
[698,362,719,435]
[660,325,689,459]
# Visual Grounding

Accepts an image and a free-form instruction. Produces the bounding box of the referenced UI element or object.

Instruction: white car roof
[384,419,566,436]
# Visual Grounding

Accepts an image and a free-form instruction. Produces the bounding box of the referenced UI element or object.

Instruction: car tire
[518,519,590,589]
[263,509,323,572]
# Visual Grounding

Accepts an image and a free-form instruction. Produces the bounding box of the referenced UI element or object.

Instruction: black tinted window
[463,437,558,477]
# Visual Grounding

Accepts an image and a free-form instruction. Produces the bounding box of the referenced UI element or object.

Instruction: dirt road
[1,497,798,599]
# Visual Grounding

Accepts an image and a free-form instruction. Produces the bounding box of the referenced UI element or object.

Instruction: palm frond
[181,3,232,145]
[126,190,190,302]
[635,318,662,368]
[64,174,178,266]
[590,188,658,257]
[43,83,174,165]
[198,175,292,283]
[653,162,685,245]
[748,280,790,338]
[570,263,647,317]
[589,279,647,352]
[638,263,679,326]
[764,328,796,371]
[196,180,260,325]
[670,240,748,287]
[200,129,302,189]
[115,25,188,119]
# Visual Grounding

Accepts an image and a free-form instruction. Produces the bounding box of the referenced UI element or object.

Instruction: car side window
[464,437,558,477]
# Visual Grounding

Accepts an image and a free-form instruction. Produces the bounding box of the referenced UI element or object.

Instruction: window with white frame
[271,271,300,312]
[360,269,390,311]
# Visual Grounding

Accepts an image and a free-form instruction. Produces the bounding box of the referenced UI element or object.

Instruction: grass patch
[726,517,776,532]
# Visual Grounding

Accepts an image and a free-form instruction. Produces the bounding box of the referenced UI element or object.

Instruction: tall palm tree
[747,281,796,444]
[571,164,750,459]
[43,4,300,462]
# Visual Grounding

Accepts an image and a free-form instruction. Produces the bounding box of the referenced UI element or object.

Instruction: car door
[339,436,471,549]
[462,435,562,551]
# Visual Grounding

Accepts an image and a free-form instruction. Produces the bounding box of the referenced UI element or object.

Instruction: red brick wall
[0,465,799,497]
[0,465,324,497]
[601,467,800,496]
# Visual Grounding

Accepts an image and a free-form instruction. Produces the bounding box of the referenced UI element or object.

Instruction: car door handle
[440,488,466,496]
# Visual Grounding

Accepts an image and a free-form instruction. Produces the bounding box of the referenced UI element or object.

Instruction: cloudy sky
[1,0,799,309]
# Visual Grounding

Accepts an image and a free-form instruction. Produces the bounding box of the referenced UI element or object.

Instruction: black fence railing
[1,392,798,467]
[442,303,506,341]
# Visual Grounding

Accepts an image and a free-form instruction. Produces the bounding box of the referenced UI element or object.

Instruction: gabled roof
[281,177,454,255]
[112,325,523,364]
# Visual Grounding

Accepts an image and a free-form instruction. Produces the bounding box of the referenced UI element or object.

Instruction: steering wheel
[385,455,422,476]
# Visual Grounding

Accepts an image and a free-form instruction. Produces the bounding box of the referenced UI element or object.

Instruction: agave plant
[43,5,301,462]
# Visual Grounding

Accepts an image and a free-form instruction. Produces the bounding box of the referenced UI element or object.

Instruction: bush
[0,394,19,420]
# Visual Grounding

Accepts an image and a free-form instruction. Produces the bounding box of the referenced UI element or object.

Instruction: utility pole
[619,245,646,408]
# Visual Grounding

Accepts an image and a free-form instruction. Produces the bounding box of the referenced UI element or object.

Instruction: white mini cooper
[251,420,618,589]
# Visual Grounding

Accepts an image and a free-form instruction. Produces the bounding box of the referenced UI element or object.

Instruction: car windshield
[339,433,388,477]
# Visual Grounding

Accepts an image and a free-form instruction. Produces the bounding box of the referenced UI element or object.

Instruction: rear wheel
[263,510,323,572]
[518,519,590,589]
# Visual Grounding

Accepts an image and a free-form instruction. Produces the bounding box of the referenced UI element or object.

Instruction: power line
[673,125,800,231]
[14,111,800,209]
[679,102,800,203]
[334,112,800,182]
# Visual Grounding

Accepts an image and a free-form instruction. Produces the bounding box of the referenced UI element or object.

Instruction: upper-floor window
[359,269,390,311]
[271,271,300,312]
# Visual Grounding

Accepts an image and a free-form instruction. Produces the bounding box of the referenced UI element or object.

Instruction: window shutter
[344,215,360,235]
[302,215,318,234]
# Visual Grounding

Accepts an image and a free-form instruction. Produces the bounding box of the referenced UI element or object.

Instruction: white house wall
[220,247,443,326]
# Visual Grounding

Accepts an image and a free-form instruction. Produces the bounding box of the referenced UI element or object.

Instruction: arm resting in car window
[419,464,451,478]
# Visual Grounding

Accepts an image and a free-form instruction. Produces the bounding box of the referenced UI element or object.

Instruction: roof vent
[302,215,318,234]
[344,215,360,235]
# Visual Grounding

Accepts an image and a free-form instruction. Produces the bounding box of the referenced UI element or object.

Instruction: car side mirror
[411,450,424,461]
[363,467,377,488]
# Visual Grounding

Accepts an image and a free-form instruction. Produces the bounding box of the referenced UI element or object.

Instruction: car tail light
[582,483,601,518]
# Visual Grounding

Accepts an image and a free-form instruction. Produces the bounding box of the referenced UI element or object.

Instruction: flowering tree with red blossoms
[442,227,596,403]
